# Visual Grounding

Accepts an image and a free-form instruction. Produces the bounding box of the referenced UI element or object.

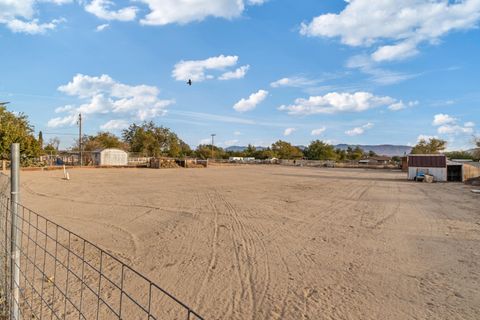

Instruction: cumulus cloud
[432,114,474,136]
[85,0,137,21]
[278,92,408,115]
[433,113,457,126]
[233,89,268,112]
[283,128,296,136]
[100,119,129,131]
[270,76,319,88]
[219,65,250,80]
[138,0,266,26]
[49,74,174,128]
[301,0,480,62]
[95,23,110,31]
[0,0,68,34]
[417,134,438,142]
[173,55,248,82]
[437,125,473,135]
[345,122,374,136]
[464,121,475,127]
[388,100,419,111]
[311,127,326,136]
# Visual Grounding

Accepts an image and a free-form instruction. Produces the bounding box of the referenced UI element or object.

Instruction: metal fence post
[10,143,20,320]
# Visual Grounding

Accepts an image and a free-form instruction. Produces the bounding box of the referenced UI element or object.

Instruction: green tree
[473,137,480,160]
[445,151,474,160]
[255,148,277,160]
[122,122,190,157]
[271,140,303,159]
[38,131,44,150]
[411,138,447,154]
[244,144,257,157]
[335,149,347,161]
[0,105,41,159]
[346,146,364,160]
[368,150,378,157]
[304,140,337,160]
[195,144,225,159]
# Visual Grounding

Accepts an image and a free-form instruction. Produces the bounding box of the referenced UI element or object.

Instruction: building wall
[99,149,128,166]
[463,163,480,181]
[408,167,447,182]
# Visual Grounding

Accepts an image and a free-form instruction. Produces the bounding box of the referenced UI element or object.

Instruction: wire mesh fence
[0,174,204,320]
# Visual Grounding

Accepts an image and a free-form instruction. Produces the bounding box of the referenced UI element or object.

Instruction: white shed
[93,149,128,166]
[407,154,447,182]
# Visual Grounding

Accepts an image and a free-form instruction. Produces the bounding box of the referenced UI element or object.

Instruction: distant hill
[334,144,412,157]
[225,146,266,152]
[225,144,412,157]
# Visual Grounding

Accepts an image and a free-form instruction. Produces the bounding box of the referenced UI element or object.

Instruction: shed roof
[408,154,446,168]
[464,161,480,168]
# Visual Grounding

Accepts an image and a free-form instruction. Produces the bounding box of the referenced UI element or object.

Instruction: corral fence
[0,144,204,320]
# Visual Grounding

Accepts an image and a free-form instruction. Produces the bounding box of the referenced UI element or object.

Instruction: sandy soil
[18,166,480,319]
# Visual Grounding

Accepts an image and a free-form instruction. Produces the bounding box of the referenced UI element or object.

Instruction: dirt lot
[19,166,480,319]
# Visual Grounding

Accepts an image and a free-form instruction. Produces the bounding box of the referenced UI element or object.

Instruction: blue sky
[1,0,479,150]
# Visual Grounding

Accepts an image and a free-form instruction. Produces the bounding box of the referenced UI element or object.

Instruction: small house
[359,156,391,165]
[92,149,128,166]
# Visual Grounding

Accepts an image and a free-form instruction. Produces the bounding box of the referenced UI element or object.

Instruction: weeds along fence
[0,173,204,320]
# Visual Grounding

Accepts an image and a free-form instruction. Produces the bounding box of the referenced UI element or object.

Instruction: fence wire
[0,175,203,320]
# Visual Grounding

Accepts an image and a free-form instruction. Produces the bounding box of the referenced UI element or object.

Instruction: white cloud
[311,127,326,136]
[345,127,365,137]
[173,55,247,82]
[283,128,296,136]
[49,74,174,127]
[138,0,266,26]
[100,119,129,131]
[270,76,318,88]
[346,54,420,85]
[437,125,474,135]
[417,134,438,142]
[431,114,474,136]
[47,114,77,128]
[219,65,250,80]
[345,122,374,136]
[85,0,137,21]
[6,18,64,34]
[389,100,418,111]
[95,23,109,31]
[234,131,242,136]
[279,92,406,115]
[233,89,268,112]
[0,0,68,34]
[301,0,480,62]
[433,113,456,126]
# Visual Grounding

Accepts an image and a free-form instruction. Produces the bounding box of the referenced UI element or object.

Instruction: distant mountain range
[225,144,413,157]
[334,144,412,157]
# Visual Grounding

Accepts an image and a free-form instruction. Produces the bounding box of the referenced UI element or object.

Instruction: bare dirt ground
[19,166,480,320]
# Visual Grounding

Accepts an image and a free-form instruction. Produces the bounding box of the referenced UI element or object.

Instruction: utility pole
[10,143,20,320]
[78,113,83,166]
[211,134,216,160]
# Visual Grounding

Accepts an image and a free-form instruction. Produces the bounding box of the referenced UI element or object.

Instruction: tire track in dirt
[204,189,272,319]
[194,191,220,312]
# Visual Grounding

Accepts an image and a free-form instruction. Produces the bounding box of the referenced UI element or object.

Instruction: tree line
[1,105,479,161]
